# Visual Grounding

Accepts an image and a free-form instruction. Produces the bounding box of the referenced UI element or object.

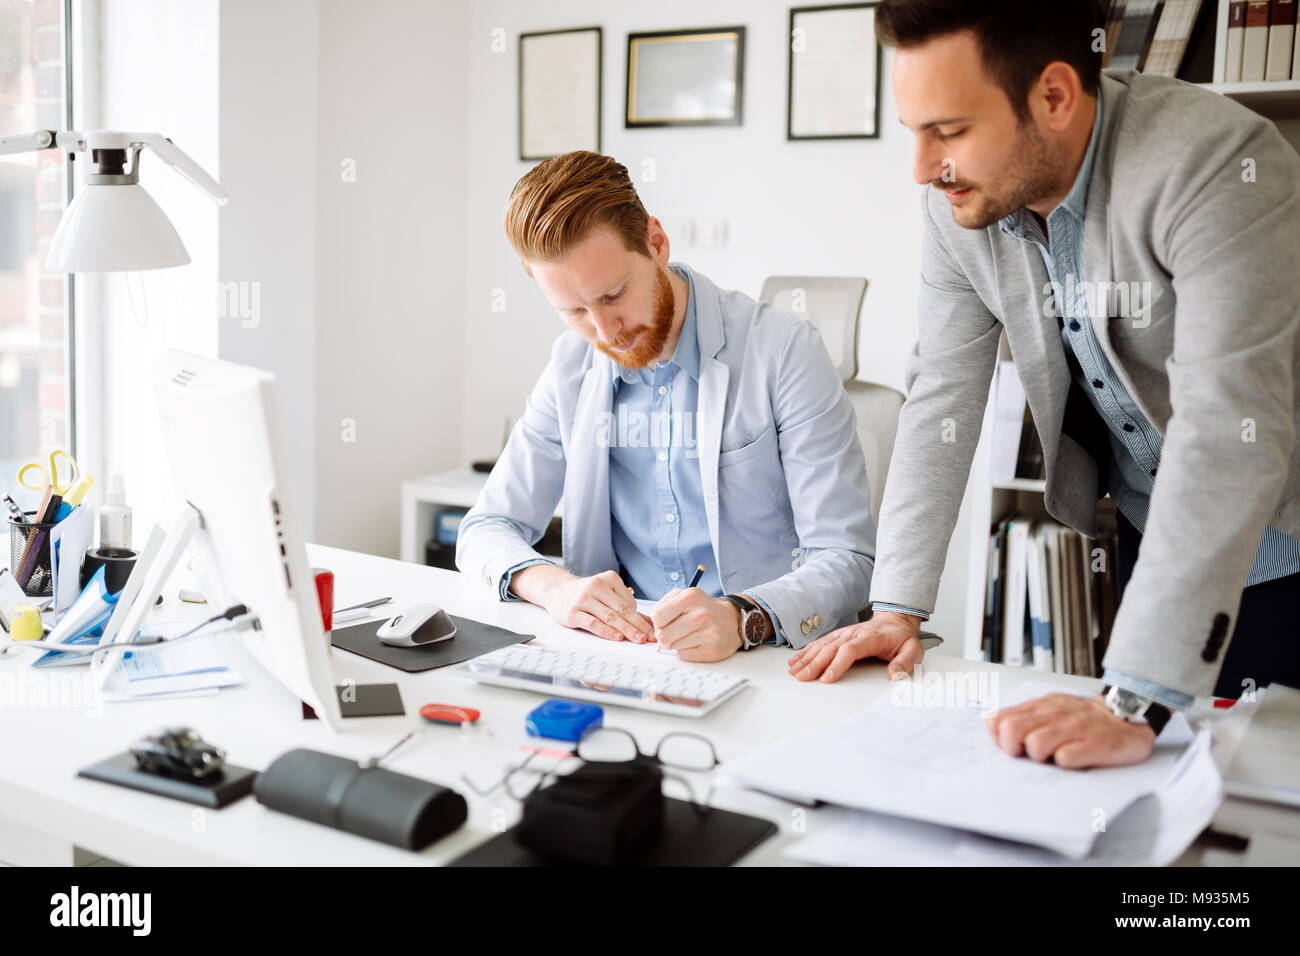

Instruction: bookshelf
[962,336,1053,662]
[1201,79,1300,116]
[1199,0,1300,117]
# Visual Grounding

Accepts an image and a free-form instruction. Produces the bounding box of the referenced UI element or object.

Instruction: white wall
[312,0,470,555]
[89,0,220,541]
[218,0,320,535]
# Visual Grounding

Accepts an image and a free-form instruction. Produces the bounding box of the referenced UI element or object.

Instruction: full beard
[943,122,1068,230]
[595,265,676,369]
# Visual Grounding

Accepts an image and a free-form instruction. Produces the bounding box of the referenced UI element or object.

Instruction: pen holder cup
[8,511,58,597]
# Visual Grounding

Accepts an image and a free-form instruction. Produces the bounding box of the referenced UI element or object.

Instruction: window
[0,0,73,513]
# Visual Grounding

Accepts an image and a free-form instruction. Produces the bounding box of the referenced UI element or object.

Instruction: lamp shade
[46,183,191,272]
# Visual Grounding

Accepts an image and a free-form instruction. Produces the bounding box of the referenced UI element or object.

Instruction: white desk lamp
[0,129,228,271]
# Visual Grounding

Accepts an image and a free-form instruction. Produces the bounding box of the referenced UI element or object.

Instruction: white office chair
[760,277,938,644]
[759,276,905,528]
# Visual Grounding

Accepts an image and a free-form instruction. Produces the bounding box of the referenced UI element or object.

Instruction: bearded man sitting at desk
[457,151,882,665]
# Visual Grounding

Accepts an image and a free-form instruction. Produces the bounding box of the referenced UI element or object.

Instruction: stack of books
[1102,0,1219,78]
[980,509,1120,677]
[1224,0,1299,82]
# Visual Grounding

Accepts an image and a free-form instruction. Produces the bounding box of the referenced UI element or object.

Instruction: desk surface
[0,544,1281,866]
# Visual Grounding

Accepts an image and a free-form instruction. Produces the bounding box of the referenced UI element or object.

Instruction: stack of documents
[721,682,1218,862]
[1223,684,1300,808]
[101,622,243,701]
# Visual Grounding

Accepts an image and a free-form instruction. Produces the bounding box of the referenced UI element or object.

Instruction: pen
[334,596,393,614]
[687,564,705,589]
[330,596,393,625]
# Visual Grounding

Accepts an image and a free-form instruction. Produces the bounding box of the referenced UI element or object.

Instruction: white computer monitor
[95,349,342,728]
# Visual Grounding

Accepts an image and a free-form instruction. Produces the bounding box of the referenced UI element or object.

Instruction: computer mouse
[376,603,457,647]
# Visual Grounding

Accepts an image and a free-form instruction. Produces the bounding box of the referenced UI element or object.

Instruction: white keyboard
[466,643,750,718]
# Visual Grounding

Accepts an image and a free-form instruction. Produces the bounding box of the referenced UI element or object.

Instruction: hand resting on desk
[509,566,654,643]
[787,611,925,683]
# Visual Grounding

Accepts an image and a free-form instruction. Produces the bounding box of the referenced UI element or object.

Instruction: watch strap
[1103,684,1173,736]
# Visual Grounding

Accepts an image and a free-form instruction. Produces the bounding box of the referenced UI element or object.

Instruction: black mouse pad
[447,797,777,867]
[330,615,532,673]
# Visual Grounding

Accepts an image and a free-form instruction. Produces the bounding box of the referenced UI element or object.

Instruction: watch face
[742,610,765,647]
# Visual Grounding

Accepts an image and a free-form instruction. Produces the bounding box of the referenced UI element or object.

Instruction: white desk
[0,544,1287,866]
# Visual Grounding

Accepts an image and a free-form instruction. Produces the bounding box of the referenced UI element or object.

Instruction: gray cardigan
[870,69,1300,698]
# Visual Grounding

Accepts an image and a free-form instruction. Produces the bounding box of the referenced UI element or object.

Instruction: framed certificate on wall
[788,4,881,140]
[625,26,746,127]
[519,27,602,161]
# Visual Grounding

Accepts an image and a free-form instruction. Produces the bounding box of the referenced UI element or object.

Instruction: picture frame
[625,26,746,128]
[518,27,603,161]
[787,3,882,140]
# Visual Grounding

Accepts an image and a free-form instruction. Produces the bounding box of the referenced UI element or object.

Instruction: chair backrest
[758,276,866,382]
[759,276,903,526]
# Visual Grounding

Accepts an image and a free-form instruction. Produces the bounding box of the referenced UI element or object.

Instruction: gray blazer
[871,69,1300,697]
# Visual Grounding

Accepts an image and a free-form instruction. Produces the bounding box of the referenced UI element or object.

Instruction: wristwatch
[721,594,767,651]
[1102,684,1172,736]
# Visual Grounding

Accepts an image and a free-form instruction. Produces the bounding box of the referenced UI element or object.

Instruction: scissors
[17,449,80,496]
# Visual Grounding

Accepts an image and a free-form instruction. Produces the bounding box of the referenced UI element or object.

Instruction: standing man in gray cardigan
[790,0,1300,768]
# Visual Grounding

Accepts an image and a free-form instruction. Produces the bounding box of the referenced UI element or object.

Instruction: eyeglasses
[461,727,721,814]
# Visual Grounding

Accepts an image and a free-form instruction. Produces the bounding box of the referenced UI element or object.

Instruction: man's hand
[510,566,653,643]
[787,611,924,682]
[985,693,1157,769]
[651,589,744,662]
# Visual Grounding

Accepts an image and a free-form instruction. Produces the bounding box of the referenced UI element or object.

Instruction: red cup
[312,568,334,632]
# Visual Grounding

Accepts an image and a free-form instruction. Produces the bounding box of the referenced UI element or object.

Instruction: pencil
[687,564,705,589]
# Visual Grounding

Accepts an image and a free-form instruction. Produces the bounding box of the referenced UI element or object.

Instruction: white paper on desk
[1223,684,1300,807]
[784,730,1221,866]
[722,681,1195,859]
[121,634,231,682]
[100,624,243,700]
[101,661,239,701]
[634,598,677,657]
[50,505,93,615]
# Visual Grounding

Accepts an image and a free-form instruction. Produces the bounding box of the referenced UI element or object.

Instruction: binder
[1226,1,1248,81]
[1266,0,1297,79]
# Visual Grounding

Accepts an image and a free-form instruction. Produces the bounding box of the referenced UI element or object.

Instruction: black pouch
[515,758,664,865]
[253,748,467,850]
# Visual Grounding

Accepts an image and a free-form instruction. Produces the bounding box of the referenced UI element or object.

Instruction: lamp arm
[133,133,229,205]
[0,129,225,206]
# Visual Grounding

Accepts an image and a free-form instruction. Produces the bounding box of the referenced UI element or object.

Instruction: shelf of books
[1101,1,1300,117]
[962,339,1121,677]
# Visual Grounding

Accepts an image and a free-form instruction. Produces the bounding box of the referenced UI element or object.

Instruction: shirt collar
[998,96,1103,242]
[611,264,699,386]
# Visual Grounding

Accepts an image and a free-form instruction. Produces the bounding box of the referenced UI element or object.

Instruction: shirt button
[665,513,675,523]
[657,386,668,396]
[1150,468,1158,477]
[658,452,667,462]
[1069,320,1081,332]
[1091,378,1104,389]
[1122,423,1135,432]
[670,572,679,581]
